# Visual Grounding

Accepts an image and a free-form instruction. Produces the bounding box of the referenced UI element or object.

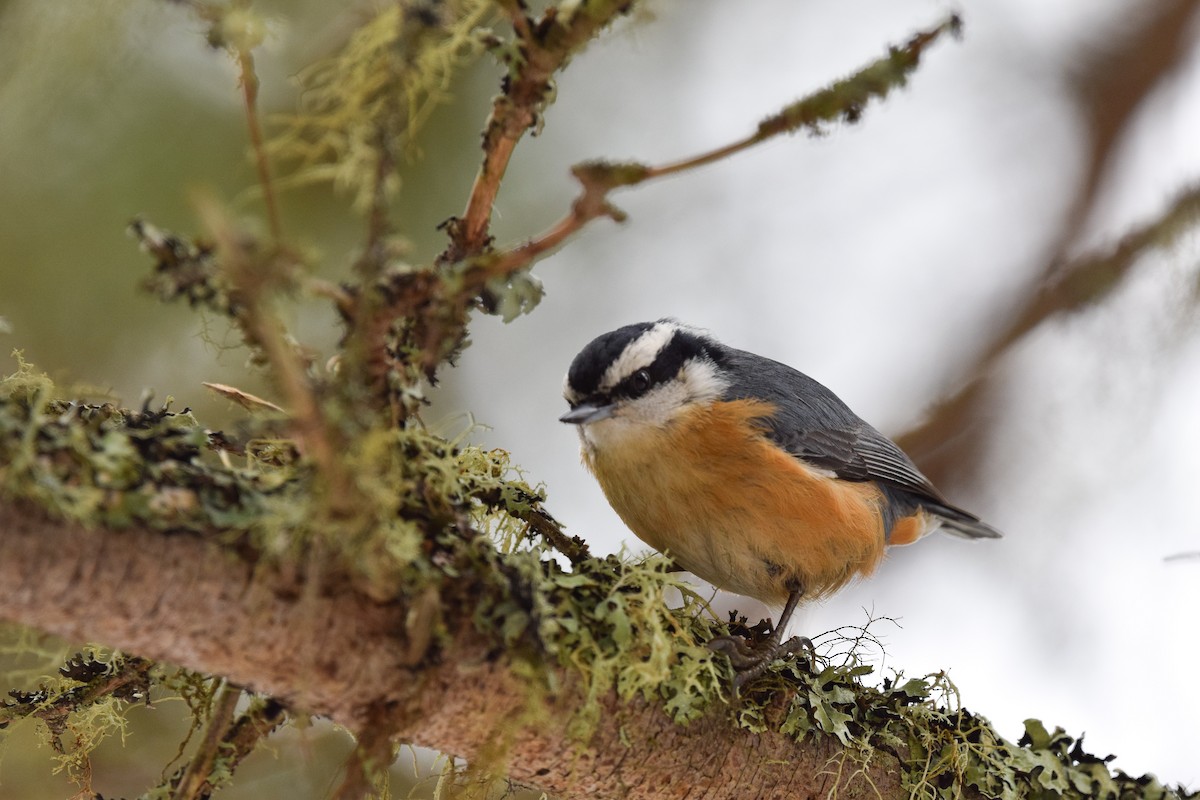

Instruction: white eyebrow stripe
[599,321,676,393]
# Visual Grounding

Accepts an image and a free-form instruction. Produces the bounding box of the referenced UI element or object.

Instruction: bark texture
[0,500,904,799]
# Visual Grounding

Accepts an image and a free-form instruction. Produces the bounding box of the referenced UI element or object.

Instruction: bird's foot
[708,632,815,692]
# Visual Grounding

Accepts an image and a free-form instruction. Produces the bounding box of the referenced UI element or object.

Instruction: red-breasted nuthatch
[560,319,1000,685]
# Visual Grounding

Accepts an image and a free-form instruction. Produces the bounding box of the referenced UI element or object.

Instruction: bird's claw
[708,632,815,692]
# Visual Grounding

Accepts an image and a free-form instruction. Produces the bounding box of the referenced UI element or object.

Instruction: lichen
[268,0,495,210]
[4,357,1196,799]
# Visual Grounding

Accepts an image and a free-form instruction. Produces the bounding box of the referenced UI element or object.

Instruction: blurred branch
[236,45,283,244]
[1062,0,1200,248]
[176,0,283,241]
[157,688,285,800]
[897,2,1200,486]
[899,180,1200,476]
[169,683,242,800]
[334,717,399,800]
[1000,182,1200,348]
[194,199,354,508]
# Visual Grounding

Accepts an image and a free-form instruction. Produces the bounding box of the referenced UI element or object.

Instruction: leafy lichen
[4,355,1196,799]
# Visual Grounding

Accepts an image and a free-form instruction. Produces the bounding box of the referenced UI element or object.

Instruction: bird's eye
[629,369,652,395]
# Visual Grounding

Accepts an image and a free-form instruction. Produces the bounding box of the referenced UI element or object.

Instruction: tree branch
[5,498,1187,799]
[0,500,906,800]
[470,13,963,282]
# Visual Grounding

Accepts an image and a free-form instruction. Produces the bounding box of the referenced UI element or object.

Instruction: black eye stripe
[565,322,657,398]
[566,322,725,402]
[614,338,703,399]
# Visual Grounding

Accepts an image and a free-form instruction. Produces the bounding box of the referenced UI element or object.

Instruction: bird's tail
[932,504,1003,539]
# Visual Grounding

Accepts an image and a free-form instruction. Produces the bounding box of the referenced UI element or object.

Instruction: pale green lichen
[4,359,1196,799]
[268,0,495,210]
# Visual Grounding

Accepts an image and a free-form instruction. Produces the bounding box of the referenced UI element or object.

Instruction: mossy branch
[0,653,152,734]
[1,499,1193,800]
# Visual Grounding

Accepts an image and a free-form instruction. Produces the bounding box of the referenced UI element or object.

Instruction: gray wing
[719,347,1001,538]
[719,347,948,503]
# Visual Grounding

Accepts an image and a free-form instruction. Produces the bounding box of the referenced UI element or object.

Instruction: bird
[559,319,1001,687]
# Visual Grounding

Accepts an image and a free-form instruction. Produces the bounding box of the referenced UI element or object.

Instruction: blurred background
[1,0,1198,796]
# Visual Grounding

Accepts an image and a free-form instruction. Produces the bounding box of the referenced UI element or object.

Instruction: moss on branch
[2,368,1193,799]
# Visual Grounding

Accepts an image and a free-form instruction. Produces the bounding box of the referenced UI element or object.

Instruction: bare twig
[236,46,284,244]
[171,683,242,800]
[439,0,638,265]
[468,13,963,282]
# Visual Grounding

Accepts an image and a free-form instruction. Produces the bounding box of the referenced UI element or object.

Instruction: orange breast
[584,399,888,605]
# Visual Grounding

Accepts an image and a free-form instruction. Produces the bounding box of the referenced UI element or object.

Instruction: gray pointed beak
[559,403,615,425]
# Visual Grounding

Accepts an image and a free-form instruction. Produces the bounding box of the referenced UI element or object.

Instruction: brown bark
[0,501,417,729]
[0,500,906,799]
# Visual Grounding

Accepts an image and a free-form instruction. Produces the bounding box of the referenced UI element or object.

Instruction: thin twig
[470,13,962,283]
[646,14,961,182]
[470,164,628,280]
[195,198,353,508]
[171,682,242,800]
[452,0,539,253]
[236,47,283,244]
